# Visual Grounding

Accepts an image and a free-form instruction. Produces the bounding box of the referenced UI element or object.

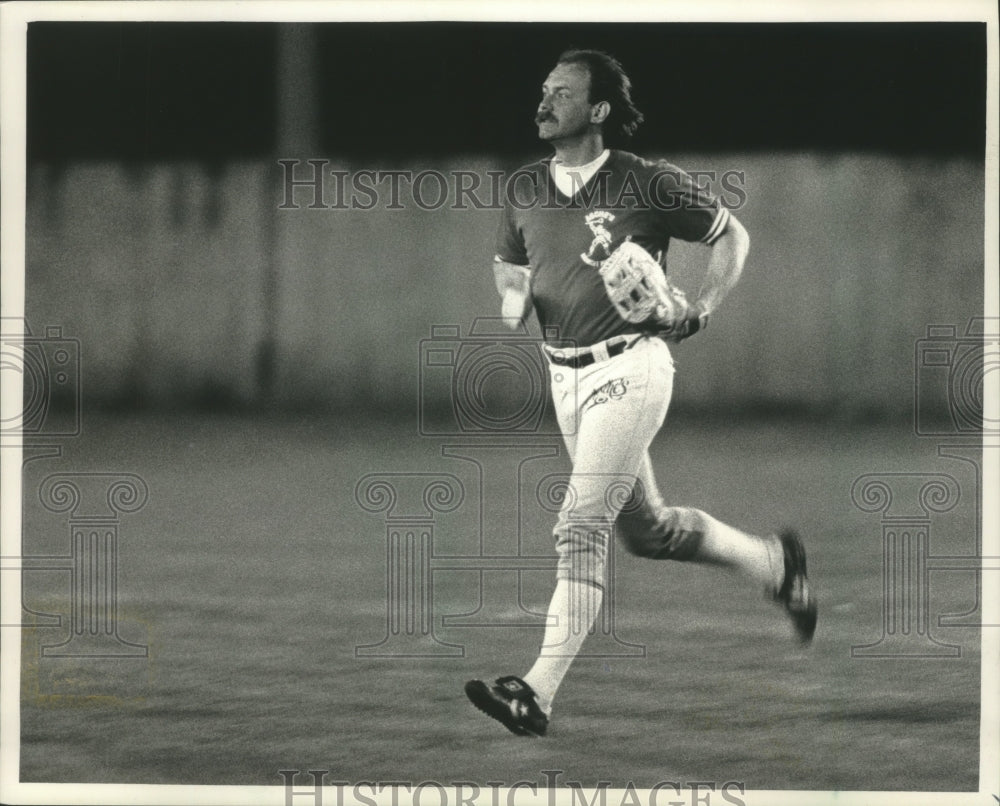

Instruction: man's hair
[557,49,645,144]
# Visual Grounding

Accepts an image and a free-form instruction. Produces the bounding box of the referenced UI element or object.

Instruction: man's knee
[617,506,704,561]
[554,522,608,589]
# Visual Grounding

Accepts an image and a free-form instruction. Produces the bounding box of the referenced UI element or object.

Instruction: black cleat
[464,675,549,737]
[773,529,818,644]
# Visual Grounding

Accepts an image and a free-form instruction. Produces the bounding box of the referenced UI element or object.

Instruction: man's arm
[493,258,533,329]
[695,214,750,316]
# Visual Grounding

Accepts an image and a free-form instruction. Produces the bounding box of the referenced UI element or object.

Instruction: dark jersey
[495,150,730,348]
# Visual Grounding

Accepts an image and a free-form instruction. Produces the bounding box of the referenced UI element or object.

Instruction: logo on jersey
[581,210,615,266]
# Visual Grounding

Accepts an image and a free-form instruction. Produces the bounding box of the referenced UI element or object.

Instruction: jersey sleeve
[650,164,730,245]
[494,181,530,266]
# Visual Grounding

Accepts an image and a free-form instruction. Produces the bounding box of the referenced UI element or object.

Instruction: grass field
[17,411,983,793]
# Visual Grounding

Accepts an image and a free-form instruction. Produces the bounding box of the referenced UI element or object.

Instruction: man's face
[535,62,596,142]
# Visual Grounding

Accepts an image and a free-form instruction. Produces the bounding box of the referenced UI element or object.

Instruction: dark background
[22,20,988,417]
[28,21,986,161]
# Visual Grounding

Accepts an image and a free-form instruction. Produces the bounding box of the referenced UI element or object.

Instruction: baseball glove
[599,240,706,339]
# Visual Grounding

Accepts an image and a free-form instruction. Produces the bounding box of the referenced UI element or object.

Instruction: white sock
[523,578,603,714]
[693,513,783,590]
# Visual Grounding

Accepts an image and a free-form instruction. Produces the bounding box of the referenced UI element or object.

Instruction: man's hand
[658,213,747,342]
[493,259,532,330]
[501,288,532,328]
[659,299,710,342]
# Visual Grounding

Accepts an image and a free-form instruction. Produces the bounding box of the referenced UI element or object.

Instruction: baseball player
[465,49,817,737]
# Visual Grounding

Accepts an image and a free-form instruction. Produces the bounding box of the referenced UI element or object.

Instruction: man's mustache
[535,113,556,125]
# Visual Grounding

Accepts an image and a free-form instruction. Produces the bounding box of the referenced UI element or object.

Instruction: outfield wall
[24,154,984,417]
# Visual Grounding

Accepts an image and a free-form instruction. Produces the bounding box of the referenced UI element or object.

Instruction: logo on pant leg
[584,377,629,410]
